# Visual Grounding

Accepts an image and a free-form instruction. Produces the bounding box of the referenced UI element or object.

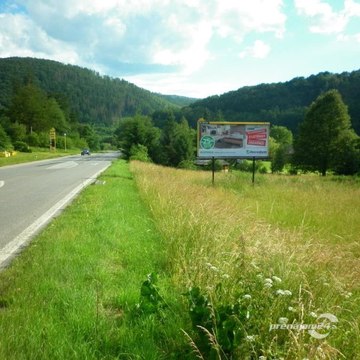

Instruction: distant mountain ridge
[186,70,360,134]
[0,57,196,126]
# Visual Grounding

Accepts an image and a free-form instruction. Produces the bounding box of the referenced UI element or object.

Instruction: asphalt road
[0,151,119,267]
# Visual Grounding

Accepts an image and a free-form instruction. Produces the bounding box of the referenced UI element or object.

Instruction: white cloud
[239,40,271,59]
[295,0,360,35]
[8,0,286,75]
[214,0,286,40]
[0,13,79,63]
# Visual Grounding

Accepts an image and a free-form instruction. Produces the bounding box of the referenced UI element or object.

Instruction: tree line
[0,82,100,152]
[184,70,360,135]
[114,90,360,176]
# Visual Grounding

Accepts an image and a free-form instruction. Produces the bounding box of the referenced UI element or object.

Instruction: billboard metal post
[212,157,215,185]
[252,157,256,185]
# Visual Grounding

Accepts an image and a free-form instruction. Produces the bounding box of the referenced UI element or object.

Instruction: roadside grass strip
[1,159,360,359]
[0,160,186,359]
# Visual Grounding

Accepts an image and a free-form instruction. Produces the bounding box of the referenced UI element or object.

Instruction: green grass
[0,160,188,359]
[1,160,359,359]
[0,148,80,167]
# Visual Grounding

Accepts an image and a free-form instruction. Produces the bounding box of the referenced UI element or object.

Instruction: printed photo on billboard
[197,121,270,158]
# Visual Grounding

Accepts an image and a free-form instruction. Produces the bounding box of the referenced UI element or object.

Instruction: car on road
[81,149,91,155]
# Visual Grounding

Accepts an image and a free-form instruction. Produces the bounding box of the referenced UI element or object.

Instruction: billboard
[197,120,270,158]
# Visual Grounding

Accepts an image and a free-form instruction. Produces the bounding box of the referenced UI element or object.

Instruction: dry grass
[130,161,360,359]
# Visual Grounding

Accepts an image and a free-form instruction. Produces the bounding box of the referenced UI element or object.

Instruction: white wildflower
[210,266,219,272]
[276,289,285,296]
[272,276,282,283]
[264,278,273,284]
[344,291,352,299]
[222,273,230,279]
[278,317,288,324]
[288,306,295,312]
[283,290,292,296]
[243,294,252,299]
[246,335,256,342]
[259,357,266,360]
[264,282,273,288]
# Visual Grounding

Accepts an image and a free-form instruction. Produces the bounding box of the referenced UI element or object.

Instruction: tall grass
[130,162,360,359]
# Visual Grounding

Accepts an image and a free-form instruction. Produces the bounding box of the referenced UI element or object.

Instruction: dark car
[81,149,91,155]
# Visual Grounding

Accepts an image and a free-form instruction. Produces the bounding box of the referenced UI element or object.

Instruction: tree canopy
[293,89,359,175]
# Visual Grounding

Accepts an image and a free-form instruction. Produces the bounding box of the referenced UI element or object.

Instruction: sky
[0,0,360,98]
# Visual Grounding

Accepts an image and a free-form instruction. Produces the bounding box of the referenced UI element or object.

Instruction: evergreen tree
[293,89,359,175]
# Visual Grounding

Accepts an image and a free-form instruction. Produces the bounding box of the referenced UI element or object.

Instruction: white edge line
[0,164,111,269]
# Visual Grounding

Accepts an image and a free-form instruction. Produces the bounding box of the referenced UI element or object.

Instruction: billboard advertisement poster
[197,120,270,158]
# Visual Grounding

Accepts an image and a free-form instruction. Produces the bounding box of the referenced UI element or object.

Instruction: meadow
[0,160,359,359]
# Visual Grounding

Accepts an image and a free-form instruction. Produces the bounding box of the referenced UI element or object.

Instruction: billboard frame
[197,119,270,159]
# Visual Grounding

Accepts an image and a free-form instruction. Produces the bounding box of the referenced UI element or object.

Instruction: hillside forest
[0,57,359,175]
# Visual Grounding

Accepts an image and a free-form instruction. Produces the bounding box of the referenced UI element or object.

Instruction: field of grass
[0,160,359,359]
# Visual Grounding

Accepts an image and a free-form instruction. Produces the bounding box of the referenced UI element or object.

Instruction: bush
[178,159,197,170]
[129,144,152,162]
[13,141,32,152]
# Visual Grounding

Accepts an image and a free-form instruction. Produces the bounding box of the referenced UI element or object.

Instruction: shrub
[13,141,32,152]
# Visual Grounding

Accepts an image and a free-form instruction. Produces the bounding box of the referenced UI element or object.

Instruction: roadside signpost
[197,119,270,184]
[49,127,56,151]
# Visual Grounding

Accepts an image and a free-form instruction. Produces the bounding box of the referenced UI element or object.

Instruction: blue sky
[0,0,359,98]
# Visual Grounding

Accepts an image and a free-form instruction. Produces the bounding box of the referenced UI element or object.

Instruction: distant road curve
[0,151,119,268]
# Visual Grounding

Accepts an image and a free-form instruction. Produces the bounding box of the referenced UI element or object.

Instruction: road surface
[0,152,119,268]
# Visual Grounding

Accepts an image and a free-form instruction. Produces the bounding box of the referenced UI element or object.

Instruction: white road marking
[0,164,111,268]
[0,181,4,188]
[46,161,78,170]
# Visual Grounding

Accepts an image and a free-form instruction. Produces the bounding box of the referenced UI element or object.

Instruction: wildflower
[264,278,273,284]
[309,312,317,318]
[222,273,230,279]
[256,273,263,279]
[276,289,285,296]
[283,290,292,296]
[288,306,295,312]
[272,276,282,283]
[210,266,219,272]
[259,357,266,360]
[243,294,252,299]
[264,282,273,288]
[344,291,352,299]
[246,335,256,342]
[278,317,288,324]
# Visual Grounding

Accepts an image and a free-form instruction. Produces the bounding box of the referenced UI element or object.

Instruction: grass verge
[1,160,359,359]
[0,160,188,359]
[0,148,80,167]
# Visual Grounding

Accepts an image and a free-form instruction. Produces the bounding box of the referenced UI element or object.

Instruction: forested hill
[0,57,195,126]
[185,70,360,134]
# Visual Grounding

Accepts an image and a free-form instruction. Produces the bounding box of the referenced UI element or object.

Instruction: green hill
[0,57,195,126]
[184,71,360,134]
